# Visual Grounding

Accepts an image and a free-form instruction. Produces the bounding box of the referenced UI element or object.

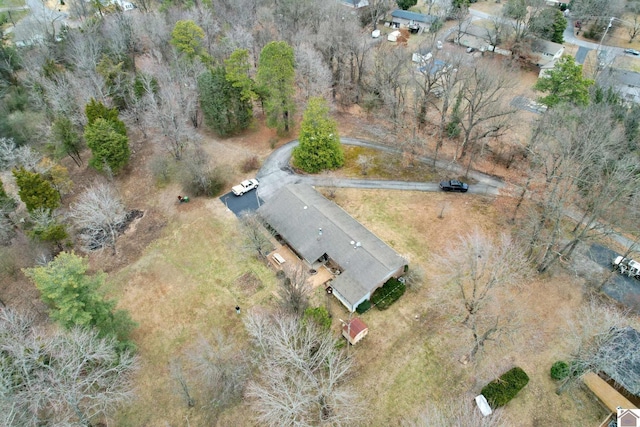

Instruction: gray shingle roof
[257,184,406,308]
[599,327,640,396]
[391,10,437,24]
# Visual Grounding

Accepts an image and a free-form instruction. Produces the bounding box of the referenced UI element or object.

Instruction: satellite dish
[350,240,355,245]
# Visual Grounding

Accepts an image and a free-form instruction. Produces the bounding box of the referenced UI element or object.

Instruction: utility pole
[595,17,614,78]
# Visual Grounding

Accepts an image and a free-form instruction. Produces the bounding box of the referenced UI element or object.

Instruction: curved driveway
[256,138,505,201]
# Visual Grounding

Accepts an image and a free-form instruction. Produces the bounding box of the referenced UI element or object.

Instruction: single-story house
[529,38,564,68]
[257,184,407,312]
[584,326,640,416]
[599,67,640,104]
[390,10,437,33]
[597,327,640,405]
[342,317,368,345]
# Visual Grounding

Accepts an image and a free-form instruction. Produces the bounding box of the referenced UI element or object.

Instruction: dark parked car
[439,179,469,192]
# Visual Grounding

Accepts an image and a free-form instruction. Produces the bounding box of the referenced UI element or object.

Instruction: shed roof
[391,10,437,24]
[257,184,405,307]
[343,317,368,339]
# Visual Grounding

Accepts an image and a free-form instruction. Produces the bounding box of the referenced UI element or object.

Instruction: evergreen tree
[51,116,83,166]
[84,118,131,173]
[397,0,417,10]
[85,98,127,136]
[12,167,60,212]
[198,67,252,137]
[293,97,344,173]
[23,252,136,351]
[534,56,594,108]
[225,49,257,102]
[256,41,296,135]
[170,20,208,62]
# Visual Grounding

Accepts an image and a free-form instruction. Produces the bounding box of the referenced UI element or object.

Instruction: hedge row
[481,367,529,408]
[370,277,406,310]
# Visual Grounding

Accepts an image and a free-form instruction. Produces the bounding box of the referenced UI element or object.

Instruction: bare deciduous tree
[278,264,311,316]
[68,182,127,254]
[244,311,362,427]
[559,299,640,393]
[436,230,530,360]
[356,154,375,175]
[455,63,517,166]
[0,309,138,427]
[238,212,273,260]
[295,42,332,101]
[186,333,248,411]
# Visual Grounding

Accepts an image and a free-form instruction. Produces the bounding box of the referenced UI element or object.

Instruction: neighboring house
[412,47,432,64]
[342,317,369,345]
[529,38,564,68]
[390,10,437,33]
[338,0,369,8]
[257,184,406,312]
[600,66,640,104]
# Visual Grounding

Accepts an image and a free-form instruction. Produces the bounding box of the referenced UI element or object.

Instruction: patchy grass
[109,203,278,426]
[108,183,607,426]
[0,0,25,8]
[341,145,437,181]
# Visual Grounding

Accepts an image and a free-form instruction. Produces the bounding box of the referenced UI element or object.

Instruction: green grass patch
[0,0,25,8]
[371,277,406,310]
[341,146,437,182]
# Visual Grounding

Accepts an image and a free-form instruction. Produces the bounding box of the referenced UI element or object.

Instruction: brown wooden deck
[583,372,638,412]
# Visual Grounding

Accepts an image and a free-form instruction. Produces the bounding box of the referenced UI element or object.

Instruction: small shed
[388,30,402,42]
[342,317,368,345]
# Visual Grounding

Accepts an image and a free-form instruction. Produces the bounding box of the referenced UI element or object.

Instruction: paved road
[11,0,69,43]
[256,138,505,202]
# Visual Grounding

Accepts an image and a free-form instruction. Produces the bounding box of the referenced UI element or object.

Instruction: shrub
[181,168,225,197]
[481,367,529,408]
[303,306,331,331]
[242,156,260,173]
[356,300,371,314]
[371,277,406,310]
[550,361,570,381]
[149,155,172,185]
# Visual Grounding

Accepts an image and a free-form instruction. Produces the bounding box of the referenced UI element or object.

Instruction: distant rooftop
[391,10,437,24]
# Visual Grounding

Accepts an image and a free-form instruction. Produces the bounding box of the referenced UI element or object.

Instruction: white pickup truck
[232,178,259,196]
[613,256,640,279]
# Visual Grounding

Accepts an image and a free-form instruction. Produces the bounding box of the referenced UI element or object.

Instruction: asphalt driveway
[587,243,640,313]
[219,190,263,217]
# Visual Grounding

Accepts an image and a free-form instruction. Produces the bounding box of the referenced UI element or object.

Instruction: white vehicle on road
[613,256,640,279]
[232,178,259,196]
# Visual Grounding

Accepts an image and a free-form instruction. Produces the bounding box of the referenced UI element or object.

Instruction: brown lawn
[22,102,607,426]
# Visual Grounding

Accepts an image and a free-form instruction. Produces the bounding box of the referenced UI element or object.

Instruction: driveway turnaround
[219,191,263,217]
[255,137,505,202]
